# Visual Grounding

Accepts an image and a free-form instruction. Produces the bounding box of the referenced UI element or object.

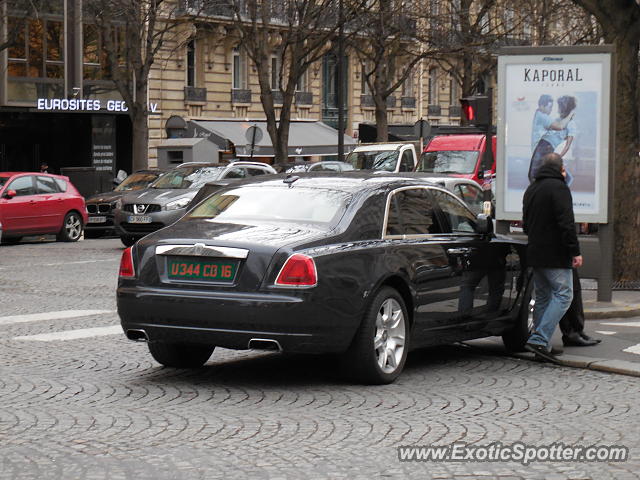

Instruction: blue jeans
[528,268,574,350]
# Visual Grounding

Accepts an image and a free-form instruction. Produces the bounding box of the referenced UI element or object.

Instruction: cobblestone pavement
[1,238,639,480]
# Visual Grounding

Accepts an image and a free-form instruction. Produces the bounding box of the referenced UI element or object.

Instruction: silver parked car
[114,161,277,246]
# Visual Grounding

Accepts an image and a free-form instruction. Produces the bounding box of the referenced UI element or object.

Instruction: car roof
[220,171,446,195]
[425,135,486,151]
[353,143,404,152]
[0,171,65,178]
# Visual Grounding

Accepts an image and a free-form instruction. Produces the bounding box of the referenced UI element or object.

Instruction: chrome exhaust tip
[126,329,149,342]
[248,338,282,352]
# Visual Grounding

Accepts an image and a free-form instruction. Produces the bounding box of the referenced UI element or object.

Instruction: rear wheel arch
[373,274,414,328]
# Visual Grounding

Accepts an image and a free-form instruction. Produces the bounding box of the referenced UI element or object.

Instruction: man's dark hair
[538,94,553,107]
[557,95,576,118]
[541,153,563,170]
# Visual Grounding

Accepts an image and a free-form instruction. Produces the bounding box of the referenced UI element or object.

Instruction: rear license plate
[166,257,239,283]
[128,215,152,224]
[88,216,107,223]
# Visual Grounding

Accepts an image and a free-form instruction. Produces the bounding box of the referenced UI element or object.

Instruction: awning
[188,120,356,157]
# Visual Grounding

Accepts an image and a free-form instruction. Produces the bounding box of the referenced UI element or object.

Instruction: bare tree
[568,0,640,282]
[349,0,434,142]
[84,0,187,172]
[218,0,353,164]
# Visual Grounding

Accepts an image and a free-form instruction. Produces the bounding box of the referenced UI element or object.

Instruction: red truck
[416,133,496,186]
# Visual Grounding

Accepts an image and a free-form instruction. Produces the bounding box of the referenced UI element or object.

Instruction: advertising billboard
[496,48,612,223]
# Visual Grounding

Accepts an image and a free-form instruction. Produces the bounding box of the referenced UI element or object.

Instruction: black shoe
[563,332,599,347]
[579,332,602,344]
[550,345,563,355]
[524,343,562,364]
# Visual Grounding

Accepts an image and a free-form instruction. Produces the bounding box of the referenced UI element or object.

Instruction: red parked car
[0,172,88,244]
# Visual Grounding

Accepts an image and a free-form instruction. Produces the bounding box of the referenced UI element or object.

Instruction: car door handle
[446,247,475,256]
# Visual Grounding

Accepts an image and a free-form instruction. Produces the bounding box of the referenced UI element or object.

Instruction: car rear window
[417,151,479,175]
[188,185,352,226]
[53,178,68,192]
[151,166,226,189]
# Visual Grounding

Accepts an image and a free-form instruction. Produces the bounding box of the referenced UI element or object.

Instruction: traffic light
[460,95,491,127]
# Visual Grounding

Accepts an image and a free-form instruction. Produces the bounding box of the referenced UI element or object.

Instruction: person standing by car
[523,152,582,362]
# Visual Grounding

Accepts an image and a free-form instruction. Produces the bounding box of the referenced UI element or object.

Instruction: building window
[7,17,64,79]
[360,62,371,95]
[450,78,459,104]
[428,67,438,105]
[187,40,196,87]
[270,55,281,90]
[232,47,248,90]
[83,23,125,80]
[402,70,414,98]
[296,69,309,92]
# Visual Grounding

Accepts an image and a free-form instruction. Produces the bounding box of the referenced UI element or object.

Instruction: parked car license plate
[128,215,152,224]
[88,216,107,223]
[166,257,238,283]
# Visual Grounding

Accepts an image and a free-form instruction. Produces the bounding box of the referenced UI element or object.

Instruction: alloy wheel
[65,214,82,240]
[374,298,406,374]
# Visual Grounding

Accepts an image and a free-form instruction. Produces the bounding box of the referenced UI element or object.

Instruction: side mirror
[3,189,16,199]
[476,213,494,236]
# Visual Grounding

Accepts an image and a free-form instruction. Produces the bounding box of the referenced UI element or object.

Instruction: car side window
[399,150,414,172]
[431,189,477,233]
[8,176,36,196]
[318,163,340,172]
[36,176,60,194]
[385,187,442,237]
[247,168,267,176]
[224,168,247,179]
[455,184,483,215]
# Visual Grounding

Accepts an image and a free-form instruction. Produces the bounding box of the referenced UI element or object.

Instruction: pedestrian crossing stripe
[13,325,122,342]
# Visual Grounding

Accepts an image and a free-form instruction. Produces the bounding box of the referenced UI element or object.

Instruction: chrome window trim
[155,244,249,259]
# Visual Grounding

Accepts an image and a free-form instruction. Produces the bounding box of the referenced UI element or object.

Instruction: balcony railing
[295,91,313,105]
[386,96,396,108]
[231,89,251,104]
[360,94,374,108]
[272,90,283,105]
[401,97,416,109]
[184,86,207,102]
[428,105,441,116]
[449,105,461,117]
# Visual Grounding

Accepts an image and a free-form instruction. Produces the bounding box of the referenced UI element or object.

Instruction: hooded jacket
[522,163,580,268]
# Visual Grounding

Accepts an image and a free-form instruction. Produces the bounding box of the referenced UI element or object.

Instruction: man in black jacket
[523,153,582,362]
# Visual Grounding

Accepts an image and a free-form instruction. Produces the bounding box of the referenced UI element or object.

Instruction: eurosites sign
[36,98,159,113]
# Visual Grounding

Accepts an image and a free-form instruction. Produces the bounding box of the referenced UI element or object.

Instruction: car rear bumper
[117,286,359,354]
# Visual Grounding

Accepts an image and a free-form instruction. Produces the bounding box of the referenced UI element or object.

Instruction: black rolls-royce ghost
[117,172,531,384]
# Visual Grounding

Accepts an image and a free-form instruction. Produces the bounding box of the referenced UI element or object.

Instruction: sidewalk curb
[513,352,640,378]
[584,306,640,320]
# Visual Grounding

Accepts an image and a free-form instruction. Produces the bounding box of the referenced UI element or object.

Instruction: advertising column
[496,48,612,224]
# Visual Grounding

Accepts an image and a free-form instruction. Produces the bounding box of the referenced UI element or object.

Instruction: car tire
[502,282,533,352]
[120,235,137,247]
[148,342,214,368]
[56,212,83,242]
[84,229,104,239]
[344,286,410,385]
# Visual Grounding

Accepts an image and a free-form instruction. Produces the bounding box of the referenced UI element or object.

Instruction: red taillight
[119,247,135,278]
[275,254,317,287]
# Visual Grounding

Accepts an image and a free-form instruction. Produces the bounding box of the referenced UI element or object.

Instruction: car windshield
[151,166,226,190]
[416,151,479,175]
[188,185,352,226]
[115,172,162,192]
[346,151,399,172]
[0,176,9,188]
